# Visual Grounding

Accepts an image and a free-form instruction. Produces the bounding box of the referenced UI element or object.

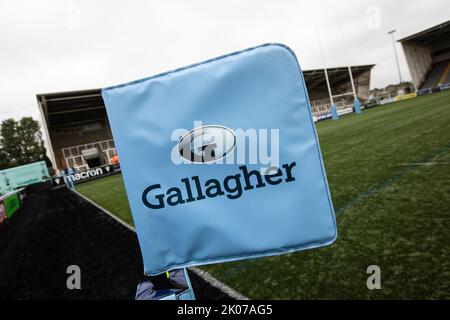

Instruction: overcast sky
[0,0,449,123]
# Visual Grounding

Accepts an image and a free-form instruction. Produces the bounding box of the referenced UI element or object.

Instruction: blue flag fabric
[102,44,337,275]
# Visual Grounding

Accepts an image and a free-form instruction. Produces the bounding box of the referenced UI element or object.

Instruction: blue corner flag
[102,44,337,275]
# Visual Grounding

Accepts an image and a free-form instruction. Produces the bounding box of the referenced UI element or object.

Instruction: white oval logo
[178,125,236,163]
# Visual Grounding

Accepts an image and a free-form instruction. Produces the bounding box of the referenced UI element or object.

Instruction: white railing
[62,139,117,171]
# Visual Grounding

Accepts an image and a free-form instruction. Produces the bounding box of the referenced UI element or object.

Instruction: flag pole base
[354,99,362,114]
[331,104,339,120]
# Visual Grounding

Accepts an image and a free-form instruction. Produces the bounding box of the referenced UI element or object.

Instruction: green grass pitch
[77,91,450,299]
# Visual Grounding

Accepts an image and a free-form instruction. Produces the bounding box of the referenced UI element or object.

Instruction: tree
[0,117,45,169]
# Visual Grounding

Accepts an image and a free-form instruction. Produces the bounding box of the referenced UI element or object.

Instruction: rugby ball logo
[178,125,236,163]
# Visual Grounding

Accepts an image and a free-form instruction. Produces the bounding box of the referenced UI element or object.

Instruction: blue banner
[102,44,337,275]
[0,161,49,195]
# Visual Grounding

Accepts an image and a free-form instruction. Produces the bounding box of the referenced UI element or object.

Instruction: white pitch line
[71,188,249,300]
[398,162,450,166]
[73,189,136,232]
[189,267,249,300]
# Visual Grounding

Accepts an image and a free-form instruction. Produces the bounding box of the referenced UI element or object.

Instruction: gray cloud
[0,0,448,122]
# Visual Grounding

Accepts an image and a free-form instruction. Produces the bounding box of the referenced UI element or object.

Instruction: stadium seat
[420,61,449,90]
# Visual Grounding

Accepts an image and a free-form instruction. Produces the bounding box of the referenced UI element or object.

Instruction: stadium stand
[439,61,450,85]
[400,20,450,92]
[303,65,374,120]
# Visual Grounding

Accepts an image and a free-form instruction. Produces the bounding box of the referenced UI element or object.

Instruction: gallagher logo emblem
[178,125,236,163]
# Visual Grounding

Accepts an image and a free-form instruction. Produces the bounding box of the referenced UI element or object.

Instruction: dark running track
[0,187,233,300]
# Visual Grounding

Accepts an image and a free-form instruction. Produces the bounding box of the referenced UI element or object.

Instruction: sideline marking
[71,189,249,300]
[397,162,450,166]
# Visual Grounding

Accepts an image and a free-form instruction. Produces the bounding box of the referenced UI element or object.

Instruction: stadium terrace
[141,162,297,209]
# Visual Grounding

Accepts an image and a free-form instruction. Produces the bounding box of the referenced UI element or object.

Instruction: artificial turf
[76,174,133,225]
[0,188,234,300]
[77,91,450,299]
